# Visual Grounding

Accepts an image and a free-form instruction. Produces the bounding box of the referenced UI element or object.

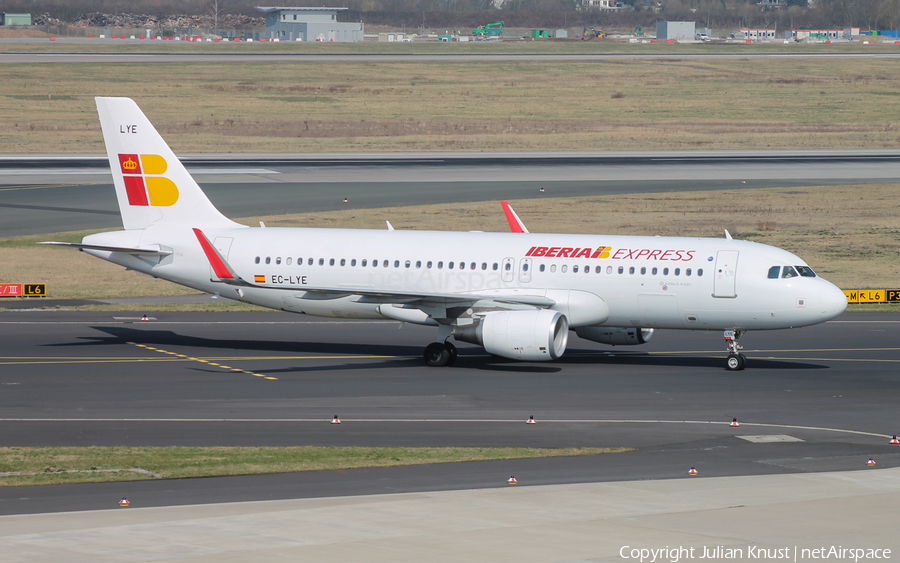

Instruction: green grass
[0,446,630,486]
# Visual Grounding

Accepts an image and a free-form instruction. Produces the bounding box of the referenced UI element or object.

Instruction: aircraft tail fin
[95,97,241,231]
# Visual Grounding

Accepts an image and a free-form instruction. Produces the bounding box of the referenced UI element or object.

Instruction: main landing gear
[724,329,747,371]
[424,341,458,367]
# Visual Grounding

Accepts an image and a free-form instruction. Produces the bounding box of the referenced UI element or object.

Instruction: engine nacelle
[453,309,568,361]
[574,326,654,346]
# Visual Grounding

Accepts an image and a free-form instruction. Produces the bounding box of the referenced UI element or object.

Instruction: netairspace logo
[619,546,892,563]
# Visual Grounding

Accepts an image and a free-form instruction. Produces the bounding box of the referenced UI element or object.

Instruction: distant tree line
[7,0,900,30]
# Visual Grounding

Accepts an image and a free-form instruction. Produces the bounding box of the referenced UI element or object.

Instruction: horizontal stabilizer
[38,241,172,256]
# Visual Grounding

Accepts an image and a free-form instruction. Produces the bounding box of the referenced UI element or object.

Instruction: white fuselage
[84,226,848,332]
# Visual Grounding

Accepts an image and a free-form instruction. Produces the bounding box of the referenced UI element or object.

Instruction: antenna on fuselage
[724,229,733,240]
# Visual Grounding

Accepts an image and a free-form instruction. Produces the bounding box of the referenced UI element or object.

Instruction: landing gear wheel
[726,353,745,371]
[724,329,747,371]
[424,342,450,367]
[445,342,458,366]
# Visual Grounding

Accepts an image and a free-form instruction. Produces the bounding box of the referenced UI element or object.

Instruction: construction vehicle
[634,26,644,36]
[581,27,605,40]
[473,21,503,37]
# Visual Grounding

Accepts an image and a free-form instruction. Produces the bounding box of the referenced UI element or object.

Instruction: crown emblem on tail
[122,158,138,170]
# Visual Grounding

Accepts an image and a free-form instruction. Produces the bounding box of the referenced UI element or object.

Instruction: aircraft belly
[637,293,683,329]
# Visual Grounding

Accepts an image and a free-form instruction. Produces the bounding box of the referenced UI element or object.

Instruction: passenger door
[713,250,739,298]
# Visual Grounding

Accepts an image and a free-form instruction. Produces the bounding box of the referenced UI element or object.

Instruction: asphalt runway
[0,310,897,514]
[2,151,900,237]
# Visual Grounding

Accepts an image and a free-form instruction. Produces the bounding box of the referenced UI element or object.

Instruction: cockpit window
[767,266,780,279]
[782,266,799,278]
[795,266,817,278]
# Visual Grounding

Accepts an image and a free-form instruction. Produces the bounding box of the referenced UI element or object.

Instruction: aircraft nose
[819,282,848,320]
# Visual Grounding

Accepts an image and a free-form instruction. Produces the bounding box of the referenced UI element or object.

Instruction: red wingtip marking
[193,228,234,279]
[501,201,525,233]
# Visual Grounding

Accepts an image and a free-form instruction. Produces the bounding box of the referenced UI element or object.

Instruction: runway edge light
[331,415,341,425]
[688,467,698,476]
[730,418,740,427]
[119,497,130,507]
[867,458,876,466]
[507,476,517,484]
[526,416,536,425]
[890,435,898,445]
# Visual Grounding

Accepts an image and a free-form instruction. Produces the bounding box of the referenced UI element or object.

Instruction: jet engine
[574,326,654,346]
[453,309,568,361]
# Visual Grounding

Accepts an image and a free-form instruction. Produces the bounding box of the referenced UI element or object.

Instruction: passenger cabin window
[493,263,498,270]
[276,257,281,265]
[596,266,602,274]
[265,257,271,265]
[427,261,433,269]
[504,263,511,271]
[573,265,579,273]
[540,264,545,272]
[438,261,444,269]
[308,258,313,266]
[340,259,346,266]
[287,258,292,265]
[383,260,388,268]
[255,256,260,264]
[318,258,324,266]
[768,266,780,279]
[362,259,367,267]
[330,259,335,266]
[351,259,357,266]
[782,266,799,278]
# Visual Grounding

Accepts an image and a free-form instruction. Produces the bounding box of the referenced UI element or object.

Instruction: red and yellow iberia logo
[118,154,179,207]
[525,246,611,259]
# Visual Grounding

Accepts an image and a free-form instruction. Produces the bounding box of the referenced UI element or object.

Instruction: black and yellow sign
[844,289,900,304]
[23,283,46,297]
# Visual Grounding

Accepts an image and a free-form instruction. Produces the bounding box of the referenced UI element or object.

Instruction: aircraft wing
[38,241,173,256]
[193,228,555,309]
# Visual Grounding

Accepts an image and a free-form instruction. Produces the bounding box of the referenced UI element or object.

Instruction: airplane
[43,97,848,371]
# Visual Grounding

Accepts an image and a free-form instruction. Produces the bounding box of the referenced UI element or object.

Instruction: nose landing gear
[724,330,746,371]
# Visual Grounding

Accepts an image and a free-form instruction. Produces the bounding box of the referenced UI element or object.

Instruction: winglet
[501,201,529,233]
[193,228,245,284]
